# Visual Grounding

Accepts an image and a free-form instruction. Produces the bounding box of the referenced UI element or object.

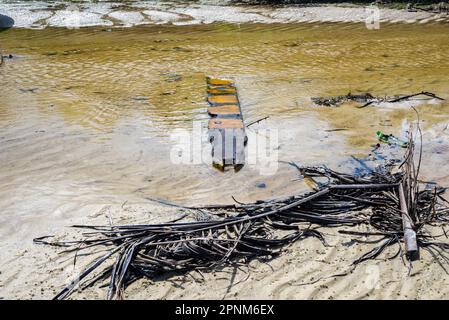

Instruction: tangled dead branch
[35,131,449,300]
[311,91,444,107]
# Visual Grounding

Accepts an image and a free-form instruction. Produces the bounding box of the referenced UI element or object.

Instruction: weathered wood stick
[388,91,445,103]
[398,183,419,261]
[357,101,375,109]
[331,183,398,190]
[188,188,331,233]
[421,91,445,101]
[246,116,269,128]
[358,91,444,108]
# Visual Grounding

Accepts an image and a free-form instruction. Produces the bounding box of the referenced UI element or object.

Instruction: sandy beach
[1,1,449,300]
[2,197,448,300]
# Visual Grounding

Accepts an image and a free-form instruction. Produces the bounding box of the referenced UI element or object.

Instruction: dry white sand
[1,1,448,29]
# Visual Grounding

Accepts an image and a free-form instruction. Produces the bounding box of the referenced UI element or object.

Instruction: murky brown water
[1,22,449,244]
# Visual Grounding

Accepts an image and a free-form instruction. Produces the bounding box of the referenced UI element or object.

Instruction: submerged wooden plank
[207,95,239,106]
[206,77,246,170]
[208,105,241,117]
[206,77,234,86]
[207,87,237,95]
[208,118,244,129]
[209,128,246,168]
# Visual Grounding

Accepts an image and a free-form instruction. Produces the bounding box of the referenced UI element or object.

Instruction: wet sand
[1,10,449,299]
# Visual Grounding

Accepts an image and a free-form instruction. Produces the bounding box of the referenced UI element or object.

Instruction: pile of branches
[35,133,449,300]
[312,91,444,107]
[312,92,376,107]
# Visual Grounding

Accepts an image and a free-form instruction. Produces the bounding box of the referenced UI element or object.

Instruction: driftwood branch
[388,91,445,103]
[246,116,269,128]
[399,183,419,260]
[312,91,444,108]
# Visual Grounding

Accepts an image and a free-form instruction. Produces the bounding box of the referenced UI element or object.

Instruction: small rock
[163,73,182,82]
[256,182,267,188]
[132,96,149,101]
[173,46,192,53]
[19,88,38,93]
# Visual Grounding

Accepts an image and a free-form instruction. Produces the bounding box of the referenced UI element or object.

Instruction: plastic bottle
[376,130,408,148]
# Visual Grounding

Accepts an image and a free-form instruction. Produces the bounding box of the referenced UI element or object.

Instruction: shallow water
[1,22,449,248]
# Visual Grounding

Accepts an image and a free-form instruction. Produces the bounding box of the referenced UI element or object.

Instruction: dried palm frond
[35,133,449,300]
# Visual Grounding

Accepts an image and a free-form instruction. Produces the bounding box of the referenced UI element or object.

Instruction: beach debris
[246,116,269,128]
[311,91,444,108]
[326,128,349,133]
[162,73,182,82]
[206,77,247,170]
[417,2,449,14]
[359,91,445,108]
[406,2,418,12]
[34,128,449,300]
[376,130,409,148]
[19,88,38,93]
[311,93,374,107]
[0,53,13,66]
[387,91,444,103]
[161,90,176,96]
[172,46,193,53]
[435,1,449,13]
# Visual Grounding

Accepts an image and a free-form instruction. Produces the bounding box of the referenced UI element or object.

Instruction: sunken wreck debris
[206,77,247,170]
[34,130,449,300]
